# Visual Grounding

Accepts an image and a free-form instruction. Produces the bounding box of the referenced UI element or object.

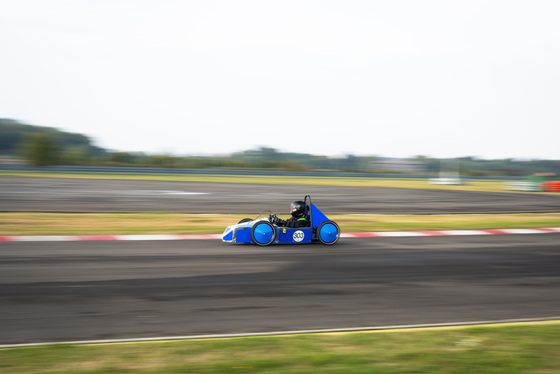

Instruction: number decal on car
[293,230,305,242]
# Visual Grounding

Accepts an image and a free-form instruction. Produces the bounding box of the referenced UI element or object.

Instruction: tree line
[1,118,559,176]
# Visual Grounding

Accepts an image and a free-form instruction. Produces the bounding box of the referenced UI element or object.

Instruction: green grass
[1,212,559,235]
[2,322,559,373]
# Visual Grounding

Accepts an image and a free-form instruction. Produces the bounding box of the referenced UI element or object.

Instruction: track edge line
[2,316,559,349]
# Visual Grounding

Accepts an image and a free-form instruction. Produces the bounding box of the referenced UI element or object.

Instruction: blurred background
[1,118,560,178]
[1,0,560,162]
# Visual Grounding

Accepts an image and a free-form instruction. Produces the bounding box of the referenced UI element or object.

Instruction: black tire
[250,221,276,246]
[317,220,340,245]
[238,218,253,224]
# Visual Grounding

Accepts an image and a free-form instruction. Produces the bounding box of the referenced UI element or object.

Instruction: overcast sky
[1,0,559,159]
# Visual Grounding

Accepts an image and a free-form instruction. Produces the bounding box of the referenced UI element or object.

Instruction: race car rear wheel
[250,221,276,246]
[238,218,253,224]
[317,220,340,245]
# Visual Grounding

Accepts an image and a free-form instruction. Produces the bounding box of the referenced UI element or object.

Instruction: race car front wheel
[250,221,276,246]
[317,220,340,245]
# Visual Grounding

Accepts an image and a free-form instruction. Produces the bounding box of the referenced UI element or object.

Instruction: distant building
[372,159,426,173]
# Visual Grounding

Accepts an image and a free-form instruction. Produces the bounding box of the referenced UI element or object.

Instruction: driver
[269,200,311,228]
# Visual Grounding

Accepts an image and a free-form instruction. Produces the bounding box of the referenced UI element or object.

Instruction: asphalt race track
[1,175,559,345]
[1,234,559,345]
[1,176,560,214]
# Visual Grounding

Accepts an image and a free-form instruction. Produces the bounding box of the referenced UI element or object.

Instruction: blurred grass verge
[0,213,559,235]
[1,323,559,373]
[1,170,555,193]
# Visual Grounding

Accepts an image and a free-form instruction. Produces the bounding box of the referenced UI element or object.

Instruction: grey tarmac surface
[1,176,560,214]
[1,234,559,345]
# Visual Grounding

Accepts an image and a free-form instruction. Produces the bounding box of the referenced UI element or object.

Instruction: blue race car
[222,195,340,246]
